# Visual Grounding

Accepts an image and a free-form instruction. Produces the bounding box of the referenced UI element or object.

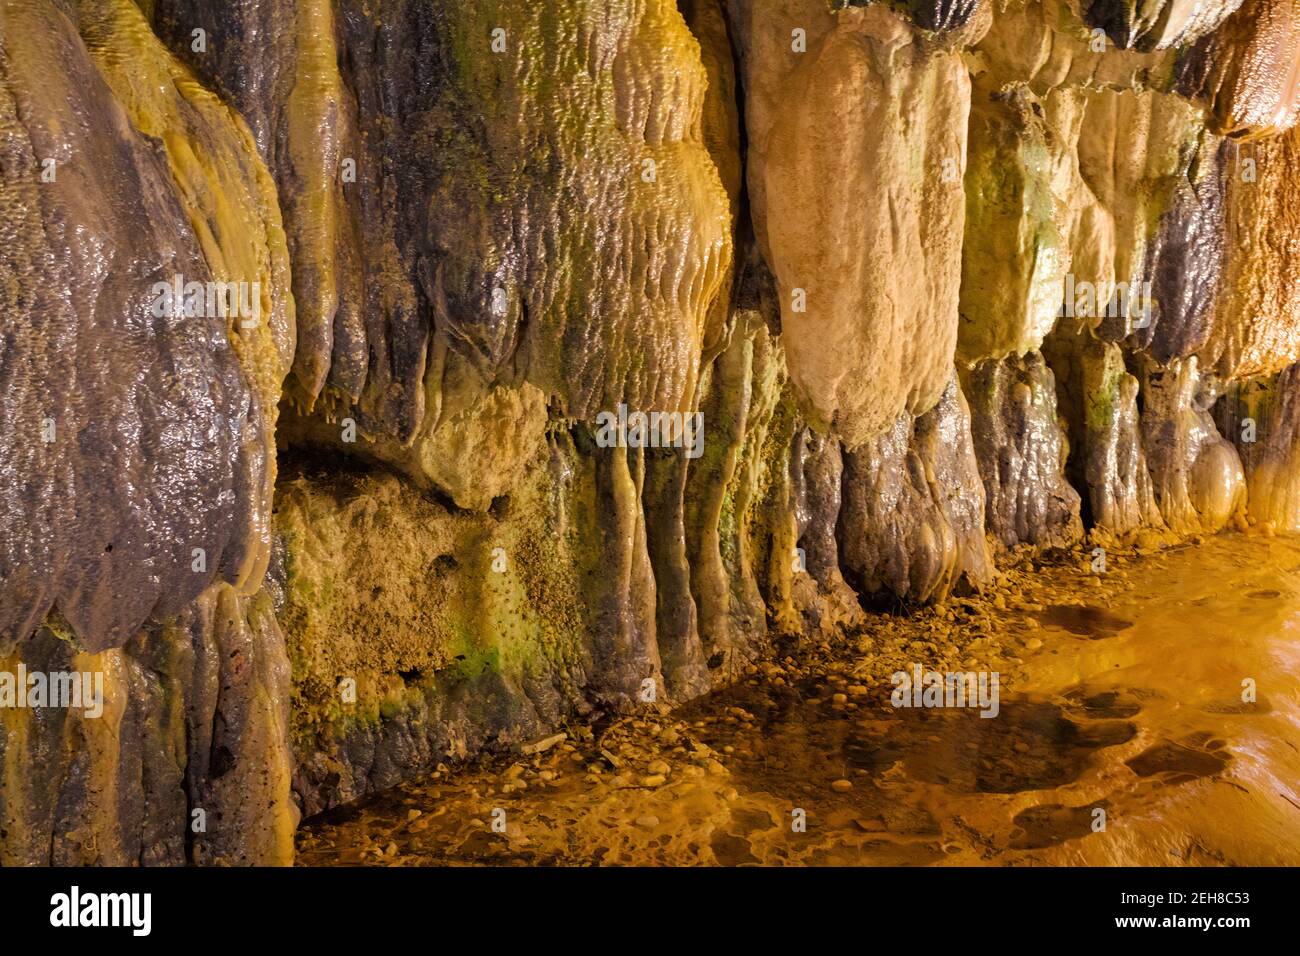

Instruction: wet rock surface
[966,352,1083,551]
[1180,0,1300,137]
[4,0,1300,865]
[730,0,971,446]
[1084,0,1244,52]
[153,0,731,440]
[1220,363,1300,529]
[297,534,1300,866]
[0,0,290,652]
[0,577,296,866]
[839,378,993,605]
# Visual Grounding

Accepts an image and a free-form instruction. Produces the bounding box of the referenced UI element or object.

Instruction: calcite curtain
[2,0,1298,864]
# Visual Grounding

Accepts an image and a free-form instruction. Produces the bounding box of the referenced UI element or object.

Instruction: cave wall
[3,0,1300,863]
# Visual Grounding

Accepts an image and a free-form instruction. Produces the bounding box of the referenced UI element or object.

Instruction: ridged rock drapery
[1,0,295,863]
[5,0,1300,864]
[729,0,975,447]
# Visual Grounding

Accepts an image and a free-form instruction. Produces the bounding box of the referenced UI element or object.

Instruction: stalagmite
[965,352,1084,550]
[839,378,993,604]
[1220,363,1300,529]
[1140,358,1248,533]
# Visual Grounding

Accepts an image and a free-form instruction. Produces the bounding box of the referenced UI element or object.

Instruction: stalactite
[729,0,975,446]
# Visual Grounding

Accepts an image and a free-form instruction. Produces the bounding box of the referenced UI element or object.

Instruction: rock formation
[2,0,1300,863]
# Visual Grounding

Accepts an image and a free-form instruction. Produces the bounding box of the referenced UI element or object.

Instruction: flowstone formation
[2,0,1300,863]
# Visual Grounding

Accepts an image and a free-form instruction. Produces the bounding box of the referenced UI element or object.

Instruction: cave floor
[296,533,1300,866]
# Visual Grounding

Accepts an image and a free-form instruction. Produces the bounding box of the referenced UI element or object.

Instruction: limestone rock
[1140,358,1247,534]
[839,377,993,604]
[0,0,291,652]
[959,84,1069,363]
[1218,364,1300,529]
[1202,127,1300,381]
[1083,0,1244,51]
[965,352,1084,550]
[0,579,295,866]
[1179,0,1300,138]
[732,0,971,446]
[6,0,1300,869]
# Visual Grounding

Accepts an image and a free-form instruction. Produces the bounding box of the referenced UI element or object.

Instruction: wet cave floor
[296,534,1300,866]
